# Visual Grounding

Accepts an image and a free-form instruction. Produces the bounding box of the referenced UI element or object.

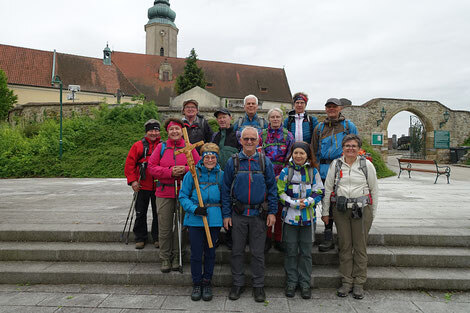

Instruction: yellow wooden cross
[175,127,213,248]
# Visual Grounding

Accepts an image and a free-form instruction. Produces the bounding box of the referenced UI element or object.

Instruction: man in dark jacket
[182,99,213,153]
[221,126,277,303]
[124,119,161,249]
[211,108,241,170]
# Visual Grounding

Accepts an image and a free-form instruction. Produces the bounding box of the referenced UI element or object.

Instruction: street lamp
[439,110,450,129]
[51,75,63,159]
[377,107,387,126]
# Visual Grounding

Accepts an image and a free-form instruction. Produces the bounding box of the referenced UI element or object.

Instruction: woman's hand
[321,216,329,224]
[171,166,186,177]
[298,198,306,209]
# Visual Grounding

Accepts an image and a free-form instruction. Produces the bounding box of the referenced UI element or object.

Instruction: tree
[174,48,206,95]
[0,69,18,121]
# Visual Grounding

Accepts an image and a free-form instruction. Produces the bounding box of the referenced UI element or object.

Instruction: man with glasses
[221,126,277,303]
[311,98,358,252]
[182,99,213,153]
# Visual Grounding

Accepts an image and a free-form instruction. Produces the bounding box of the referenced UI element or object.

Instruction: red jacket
[148,138,200,198]
[124,137,160,191]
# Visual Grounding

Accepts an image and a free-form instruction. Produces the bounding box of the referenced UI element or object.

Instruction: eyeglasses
[344,144,359,149]
[185,106,197,109]
[242,137,258,142]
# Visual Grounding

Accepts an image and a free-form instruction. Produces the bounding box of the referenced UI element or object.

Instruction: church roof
[112,51,292,105]
[0,44,139,96]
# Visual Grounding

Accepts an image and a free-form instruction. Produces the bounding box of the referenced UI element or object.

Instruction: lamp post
[439,110,450,129]
[377,107,387,126]
[51,75,63,159]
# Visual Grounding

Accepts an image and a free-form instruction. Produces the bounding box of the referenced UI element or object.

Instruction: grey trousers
[155,197,179,262]
[282,223,312,289]
[333,205,373,286]
[231,214,267,288]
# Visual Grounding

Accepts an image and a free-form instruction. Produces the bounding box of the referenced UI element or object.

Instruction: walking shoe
[202,281,213,301]
[171,257,180,271]
[160,259,171,273]
[336,283,352,297]
[274,241,284,252]
[318,229,334,252]
[154,241,159,248]
[352,285,364,299]
[300,286,311,299]
[135,242,145,249]
[253,287,266,302]
[264,238,272,253]
[285,284,296,298]
[191,285,202,301]
[228,285,245,300]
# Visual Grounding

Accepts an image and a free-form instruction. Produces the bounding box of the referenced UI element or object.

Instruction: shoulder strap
[138,138,150,163]
[282,127,289,141]
[232,154,240,175]
[307,165,314,185]
[287,114,295,130]
[261,129,268,147]
[237,116,244,129]
[333,159,343,196]
[259,150,266,173]
[287,165,294,182]
[359,155,369,187]
[343,120,350,134]
[160,142,167,158]
[260,117,267,129]
[306,114,314,135]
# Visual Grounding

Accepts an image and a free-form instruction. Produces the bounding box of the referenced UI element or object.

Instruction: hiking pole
[175,180,183,273]
[121,191,137,243]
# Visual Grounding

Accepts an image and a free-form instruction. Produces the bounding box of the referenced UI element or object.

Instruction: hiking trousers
[156,197,179,262]
[333,205,373,286]
[133,189,158,243]
[283,223,312,289]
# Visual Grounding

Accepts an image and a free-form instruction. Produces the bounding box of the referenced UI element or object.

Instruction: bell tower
[145,0,178,57]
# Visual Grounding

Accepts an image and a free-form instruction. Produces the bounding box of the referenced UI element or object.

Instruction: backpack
[260,128,289,149]
[237,115,267,130]
[287,112,315,138]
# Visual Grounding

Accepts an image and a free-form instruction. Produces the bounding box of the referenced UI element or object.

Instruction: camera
[336,196,348,212]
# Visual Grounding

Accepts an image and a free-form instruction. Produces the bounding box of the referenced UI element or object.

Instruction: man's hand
[223,217,232,230]
[321,216,329,225]
[131,181,140,192]
[266,214,276,227]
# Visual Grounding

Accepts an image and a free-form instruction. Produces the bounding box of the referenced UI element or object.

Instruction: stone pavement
[0,283,469,313]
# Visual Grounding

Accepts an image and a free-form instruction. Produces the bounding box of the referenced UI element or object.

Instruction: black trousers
[133,189,158,243]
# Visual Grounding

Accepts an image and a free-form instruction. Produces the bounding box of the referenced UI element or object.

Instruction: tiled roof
[0,44,139,96]
[112,51,292,104]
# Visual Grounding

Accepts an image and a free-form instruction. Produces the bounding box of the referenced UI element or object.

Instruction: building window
[160,47,164,56]
[206,82,213,88]
[162,71,169,81]
[260,87,268,93]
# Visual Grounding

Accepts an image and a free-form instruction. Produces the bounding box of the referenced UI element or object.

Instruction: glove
[194,206,207,216]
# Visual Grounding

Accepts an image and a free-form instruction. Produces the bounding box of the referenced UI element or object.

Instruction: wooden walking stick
[175,127,213,248]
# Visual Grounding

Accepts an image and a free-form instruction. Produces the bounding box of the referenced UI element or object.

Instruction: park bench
[397,158,450,184]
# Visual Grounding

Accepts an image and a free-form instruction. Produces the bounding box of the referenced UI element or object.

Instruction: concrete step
[1,226,469,247]
[1,242,469,268]
[0,261,469,290]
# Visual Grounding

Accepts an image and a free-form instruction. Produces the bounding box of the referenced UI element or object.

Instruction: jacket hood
[323,112,346,125]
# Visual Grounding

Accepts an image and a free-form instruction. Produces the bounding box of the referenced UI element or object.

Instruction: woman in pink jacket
[148,118,200,273]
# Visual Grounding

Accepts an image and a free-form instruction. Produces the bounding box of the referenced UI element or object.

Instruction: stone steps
[0,261,469,290]
[1,242,469,268]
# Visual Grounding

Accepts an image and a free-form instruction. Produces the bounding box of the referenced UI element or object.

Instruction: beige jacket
[323,156,379,219]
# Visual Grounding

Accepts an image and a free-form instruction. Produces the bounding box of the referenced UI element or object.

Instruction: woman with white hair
[260,107,294,252]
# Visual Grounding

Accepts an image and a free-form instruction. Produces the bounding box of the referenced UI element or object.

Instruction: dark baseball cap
[214,107,231,117]
[325,98,343,106]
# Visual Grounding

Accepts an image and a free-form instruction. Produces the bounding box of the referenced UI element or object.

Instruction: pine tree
[174,48,206,95]
[0,69,18,121]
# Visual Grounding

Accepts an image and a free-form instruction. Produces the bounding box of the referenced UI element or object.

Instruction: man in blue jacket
[233,95,268,137]
[222,126,277,303]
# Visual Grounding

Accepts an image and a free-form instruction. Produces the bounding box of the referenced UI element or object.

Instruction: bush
[362,141,396,179]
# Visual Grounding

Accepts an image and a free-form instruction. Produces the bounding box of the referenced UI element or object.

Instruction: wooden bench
[397,158,450,184]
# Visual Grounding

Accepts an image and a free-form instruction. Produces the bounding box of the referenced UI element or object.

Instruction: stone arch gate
[341,98,470,162]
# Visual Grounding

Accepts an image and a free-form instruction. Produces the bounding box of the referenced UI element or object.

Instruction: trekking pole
[175,180,183,273]
[121,191,137,243]
[126,195,136,245]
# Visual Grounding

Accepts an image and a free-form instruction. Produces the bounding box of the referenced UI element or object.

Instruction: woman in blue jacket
[179,143,223,302]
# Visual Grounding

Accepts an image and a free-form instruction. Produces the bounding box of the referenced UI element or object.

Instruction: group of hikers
[124,93,379,302]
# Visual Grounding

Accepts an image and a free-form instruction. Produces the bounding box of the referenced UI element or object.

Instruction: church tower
[145,0,178,57]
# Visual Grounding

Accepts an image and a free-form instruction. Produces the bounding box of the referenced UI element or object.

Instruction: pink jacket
[148,138,200,198]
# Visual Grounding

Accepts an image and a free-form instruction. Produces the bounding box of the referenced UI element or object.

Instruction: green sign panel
[371,132,383,146]
[434,130,450,149]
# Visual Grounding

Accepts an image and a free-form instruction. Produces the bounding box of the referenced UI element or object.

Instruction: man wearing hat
[311,98,358,252]
[211,108,241,171]
[124,119,161,249]
[182,99,213,153]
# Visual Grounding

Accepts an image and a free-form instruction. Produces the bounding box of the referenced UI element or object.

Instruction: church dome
[147,0,177,28]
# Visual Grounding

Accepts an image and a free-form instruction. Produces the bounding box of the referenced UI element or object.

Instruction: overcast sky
[1,0,469,136]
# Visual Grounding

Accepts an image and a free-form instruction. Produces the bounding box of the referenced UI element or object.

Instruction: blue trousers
[188,226,220,285]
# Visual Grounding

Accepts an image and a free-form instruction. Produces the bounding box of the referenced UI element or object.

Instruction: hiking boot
[154,241,159,249]
[318,229,334,252]
[160,259,171,273]
[285,284,296,298]
[274,241,284,252]
[228,285,244,300]
[171,257,180,271]
[202,281,213,301]
[336,283,352,297]
[353,285,364,299]
[264,238,272,253]
[253,287,266,302]
[191,285,202,301]
[300,286,311,299]
[135,242,145,249]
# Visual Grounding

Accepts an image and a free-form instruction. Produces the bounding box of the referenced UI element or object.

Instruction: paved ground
[0,158,469,312]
